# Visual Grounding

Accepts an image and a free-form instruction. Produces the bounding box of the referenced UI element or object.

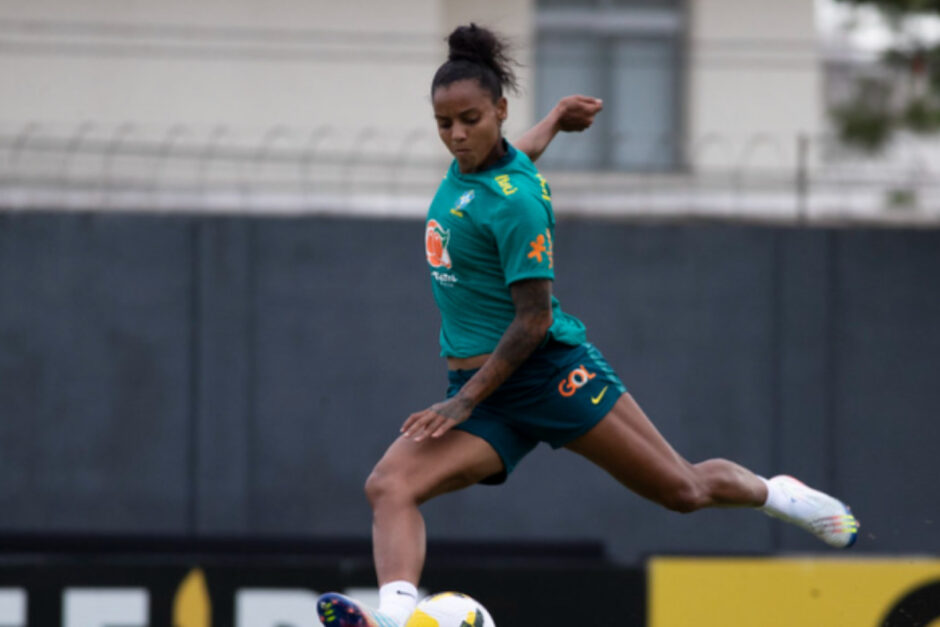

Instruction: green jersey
[425,141,587,358]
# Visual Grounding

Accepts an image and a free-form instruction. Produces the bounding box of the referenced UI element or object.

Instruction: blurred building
[0,0,819,164]
[0,0,935,219]
[537,0,820,173]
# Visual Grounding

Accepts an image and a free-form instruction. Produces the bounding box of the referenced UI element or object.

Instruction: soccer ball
[404,592,495,627]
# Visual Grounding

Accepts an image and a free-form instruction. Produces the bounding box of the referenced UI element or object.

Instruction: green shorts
[448,341,627,485]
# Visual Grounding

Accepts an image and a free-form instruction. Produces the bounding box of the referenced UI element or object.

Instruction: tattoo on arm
[456,279,553,407]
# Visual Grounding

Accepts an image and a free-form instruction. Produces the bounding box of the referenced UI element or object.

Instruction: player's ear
[496,96,508,123]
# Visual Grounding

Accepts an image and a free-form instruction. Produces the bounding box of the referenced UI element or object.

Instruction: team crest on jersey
[426,219,452,269]
[451,190,475,217]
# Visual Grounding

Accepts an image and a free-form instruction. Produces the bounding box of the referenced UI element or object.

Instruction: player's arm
[514,95,603,163]
[401,279,553,442]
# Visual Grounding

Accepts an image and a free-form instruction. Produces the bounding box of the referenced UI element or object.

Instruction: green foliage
[902,97,940,130]
[839,0,940,15]
[831,78,895,150]
[832,104,895,151]
[833,0,940,149]
[885,186,918,208]
[929,47,940,91]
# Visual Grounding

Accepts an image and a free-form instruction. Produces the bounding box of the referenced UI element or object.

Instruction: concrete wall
[1,0,821,175]
[687,0,822,170]
[0,0,437,130]
[0,0,536,142]
[1,212,937,563]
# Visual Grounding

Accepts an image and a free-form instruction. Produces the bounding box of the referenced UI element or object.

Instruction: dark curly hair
[431,23,519,101]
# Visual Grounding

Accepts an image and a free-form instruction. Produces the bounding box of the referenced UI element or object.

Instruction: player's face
[432,79,507,173]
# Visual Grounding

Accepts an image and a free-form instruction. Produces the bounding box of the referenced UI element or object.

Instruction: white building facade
[5,0,927,221]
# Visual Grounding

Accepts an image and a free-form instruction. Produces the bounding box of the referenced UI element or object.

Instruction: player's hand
[555,95,603,132]
[401,396,474,442]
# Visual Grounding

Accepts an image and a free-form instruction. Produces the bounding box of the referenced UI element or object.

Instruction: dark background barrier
[0,212,938,563]
[0,537,640,627]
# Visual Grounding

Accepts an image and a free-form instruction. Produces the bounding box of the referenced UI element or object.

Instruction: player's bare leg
[566,393,766,510]
[317,430,502,627]
[566,393,858,547]
[365,429,503,584]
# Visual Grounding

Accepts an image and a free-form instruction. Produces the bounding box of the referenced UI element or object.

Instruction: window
[535,0,684,171]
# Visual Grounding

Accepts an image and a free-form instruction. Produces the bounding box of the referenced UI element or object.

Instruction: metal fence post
[796,133,809,224]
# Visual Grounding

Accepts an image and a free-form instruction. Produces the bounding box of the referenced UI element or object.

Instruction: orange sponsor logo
[527,229,554,268]
[425,219,452,269]
[558,364,596,397]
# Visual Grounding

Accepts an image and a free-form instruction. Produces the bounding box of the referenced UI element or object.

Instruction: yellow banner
[649,557,940,627]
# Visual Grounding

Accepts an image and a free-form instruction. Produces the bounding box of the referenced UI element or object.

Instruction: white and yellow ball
[404,592,495,627]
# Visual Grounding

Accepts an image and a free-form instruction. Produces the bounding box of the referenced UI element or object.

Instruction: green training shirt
[425,141,587,358]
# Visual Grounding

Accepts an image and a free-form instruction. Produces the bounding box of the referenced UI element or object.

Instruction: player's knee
[365,462,422,509]
[365,466,407,508]
[363,469,392,508]
[661,479,707,514]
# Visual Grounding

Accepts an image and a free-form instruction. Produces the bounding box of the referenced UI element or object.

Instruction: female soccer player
[317,24,858,627]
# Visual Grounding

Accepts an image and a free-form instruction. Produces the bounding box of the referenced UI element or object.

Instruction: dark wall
[0,212,937,563]
[0,544,644,627]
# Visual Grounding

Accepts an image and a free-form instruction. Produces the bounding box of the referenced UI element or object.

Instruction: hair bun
[446,23,516,93]
[432,23,518,98]
[447,23,497,66]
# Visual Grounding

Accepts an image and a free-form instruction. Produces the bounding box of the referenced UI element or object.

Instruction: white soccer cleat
[762,475,859,548]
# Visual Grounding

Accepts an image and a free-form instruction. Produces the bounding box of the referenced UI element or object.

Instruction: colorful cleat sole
[818,506,860,548]
[317,592,399,627]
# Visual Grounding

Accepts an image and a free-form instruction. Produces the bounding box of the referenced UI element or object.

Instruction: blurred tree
[839,0,940,14]
[834,0,940,150]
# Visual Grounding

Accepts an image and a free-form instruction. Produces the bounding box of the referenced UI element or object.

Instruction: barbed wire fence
[1,121,938,225]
